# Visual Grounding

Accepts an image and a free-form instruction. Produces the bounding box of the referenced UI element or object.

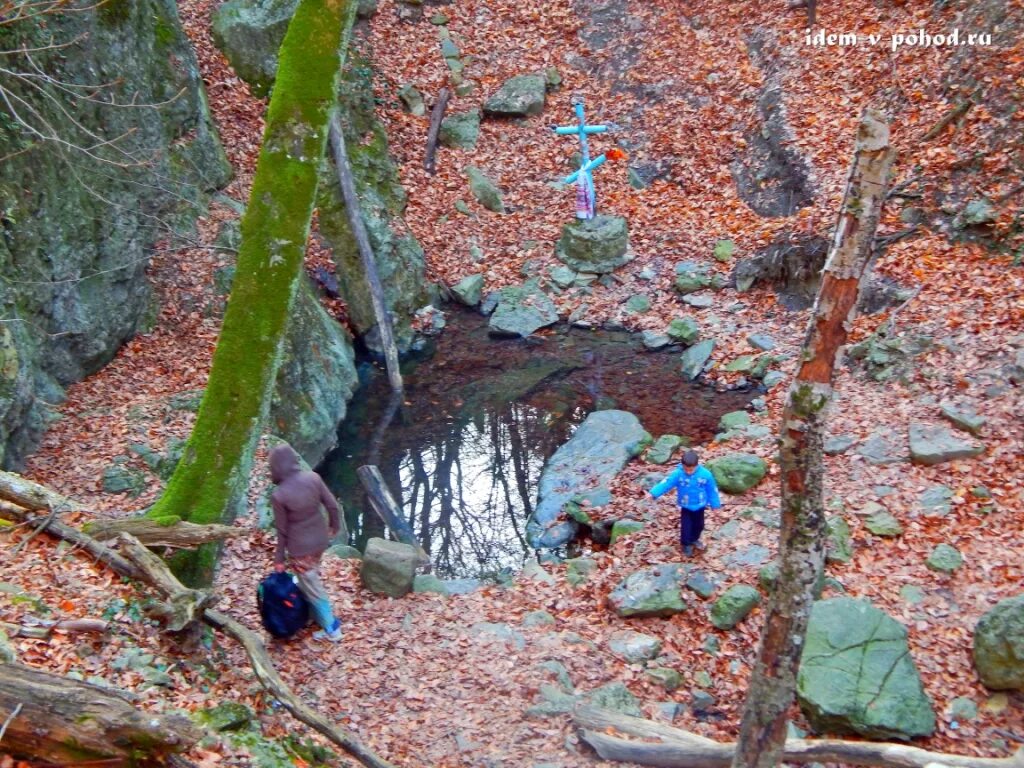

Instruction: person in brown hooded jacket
[269,444,343,642]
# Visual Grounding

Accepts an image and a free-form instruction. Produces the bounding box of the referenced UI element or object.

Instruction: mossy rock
[706,453,767,494]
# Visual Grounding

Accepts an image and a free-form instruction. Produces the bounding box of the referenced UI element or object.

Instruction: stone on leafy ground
[641,330,671,350]
[466,166,505,213]
[361,538,418,597]
[685,570,717,598]
[680,339,715,380]
[865,510,903,537]
[520,560,555,584]
[947,697,978,721]
[824,434,857,455]
[326,543,361,559]
[398,83,425,116]
[647,434,683,464]
[211,0,299,95]
[198,702,254,733]
[608,564,687,618]
[712,520,740,540]
[706,453,767,493]
[608,630,662,662]
[691,690,716,713]
[918,484,953,517]
[926,543,963,573]
[610,519,644,546]
[522,610,555,628]
[624,294,651,314]
[747,332,776,350]
[940,403,986,436]
[722,544,770,570]
[974,595,1024,691]
[674,261,723,294]
[909,421,984,465]
[826,516,853,563]
[470,622,526,651]
[556,215,630,273]
[566,557,596,586]
[758,562,779,589]
[856,430,907,465]
[439,109,481,149]
[718,411,749,432]
[488,284,558,337]
[666,316,700,345]
[549,265,576,289]
[683,293,714,309]
[527,410,649,548]
[451,273,484,306]
[710,584,761,629]
[763,370,785,388]
[581,682,643,717]
[646,667,681,691]
[797,597,936,739]
[483,73,546,116]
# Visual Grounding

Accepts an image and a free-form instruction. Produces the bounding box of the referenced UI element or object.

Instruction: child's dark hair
[682,450,699,467]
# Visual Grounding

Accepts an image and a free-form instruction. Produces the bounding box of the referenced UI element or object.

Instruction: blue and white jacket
[650,465,722,511]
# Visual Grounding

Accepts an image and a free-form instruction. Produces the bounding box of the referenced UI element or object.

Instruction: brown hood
[269,445,300,484]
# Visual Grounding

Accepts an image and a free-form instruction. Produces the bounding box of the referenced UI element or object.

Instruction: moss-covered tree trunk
[731,110,895,768]
[148,0,355,586]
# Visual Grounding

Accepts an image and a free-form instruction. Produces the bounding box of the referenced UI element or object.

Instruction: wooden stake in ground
[730,109,896,768]
[424,87,450,175]
[329,115,404,395]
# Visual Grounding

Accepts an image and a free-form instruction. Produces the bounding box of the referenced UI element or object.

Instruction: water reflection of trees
[374,402,576,580]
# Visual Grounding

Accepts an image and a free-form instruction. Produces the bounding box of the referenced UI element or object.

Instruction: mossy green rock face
[973,594,1024,690]
[647,434,683,464]
[710,584,760,629]
[707,453,767,494]
[466,166,506,213]
[0,0,230,468]
[610,519,644,546]
[798,597,936,739]
[926,543,963,573]
[865,510,903,537]
[483,74,546,116]
[680,340,715,381]
[439,109,481,149]
[488,284,558,337]
[718,411,750,432]
[666,317,701,345]
[451,274,485,306]
[197,702,254,732]
[608,564,686,618]
[527,410,648,548]
[556,215,630,274]
[272,280,358,466]
[211,0,300,96]
[826,516,853,564]
[317,50,435,355]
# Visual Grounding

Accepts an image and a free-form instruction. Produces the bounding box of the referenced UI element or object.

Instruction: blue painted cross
[553,101,612,220]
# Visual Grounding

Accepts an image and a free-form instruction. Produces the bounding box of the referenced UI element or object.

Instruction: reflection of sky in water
[318,309,753,580]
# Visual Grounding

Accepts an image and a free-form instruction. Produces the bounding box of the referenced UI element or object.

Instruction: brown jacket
[269,445,340,564]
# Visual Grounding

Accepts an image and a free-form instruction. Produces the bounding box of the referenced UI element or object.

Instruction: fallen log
[424,86,450,174]
[919,88,981,143]
[574,706,1024,768]
[118,533,214,632]
[1,504,397,768]
[0,663,199,765]
[85,517,241,548]
[1,618,109,640]
[356,465,429,564]
[0,470,78,513]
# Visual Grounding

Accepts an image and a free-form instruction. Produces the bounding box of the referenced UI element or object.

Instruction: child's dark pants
[679,506,707,547]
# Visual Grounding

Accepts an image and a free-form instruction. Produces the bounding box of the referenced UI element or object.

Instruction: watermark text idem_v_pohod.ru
[806,28,992,52]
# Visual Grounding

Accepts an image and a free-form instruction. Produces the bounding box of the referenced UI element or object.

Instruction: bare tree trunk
[357,465,429,563]
[328,116,403,394]
[730,109,895,768]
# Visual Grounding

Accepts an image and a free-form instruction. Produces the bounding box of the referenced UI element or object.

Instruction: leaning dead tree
[731,109,895,768]
[575,706,1024,768]
[0,497,396,768]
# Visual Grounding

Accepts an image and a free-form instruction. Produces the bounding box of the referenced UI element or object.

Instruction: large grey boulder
[556,215,630,274]
[797,597,936,739]
[488,284,558,338]
[273,281,358,466]
[909,422,985,465]
[361,538,419,597]
[527,410,650,548]
[706,453,767,494]
[973,594,1024,690]
[608,564,687,618]
[483,74,546,116]
[211,0,299,96]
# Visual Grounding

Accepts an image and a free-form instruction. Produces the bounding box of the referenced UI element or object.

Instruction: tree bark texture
[730,109,896,768]
[85,517,240,548]
[357,465,429,563]
[0,470,78,513]
[0,663,200,764]
[423,87,450,174]
[146,0,356,587]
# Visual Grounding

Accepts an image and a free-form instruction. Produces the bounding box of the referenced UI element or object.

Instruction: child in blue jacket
[650,450,722,556]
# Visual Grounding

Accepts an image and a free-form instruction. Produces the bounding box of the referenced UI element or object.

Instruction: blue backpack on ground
[257,571,310,639]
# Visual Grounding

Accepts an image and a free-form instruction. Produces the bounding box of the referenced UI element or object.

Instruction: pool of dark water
[317,307,756,579]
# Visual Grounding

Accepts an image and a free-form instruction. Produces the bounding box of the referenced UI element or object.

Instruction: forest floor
[3,0,1024,767]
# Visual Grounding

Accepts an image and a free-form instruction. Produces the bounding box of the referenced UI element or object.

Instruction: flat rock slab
[608,564,686,618]
[483,73,546,116]
[488,284,558,337]
[797,597,936,740]
[909,421,984,465]
[710,584,761,629]
[527,410,649,548]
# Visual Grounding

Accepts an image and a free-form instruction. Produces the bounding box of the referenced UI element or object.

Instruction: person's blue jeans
[295,565,339,631]
[680,506,706,547]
